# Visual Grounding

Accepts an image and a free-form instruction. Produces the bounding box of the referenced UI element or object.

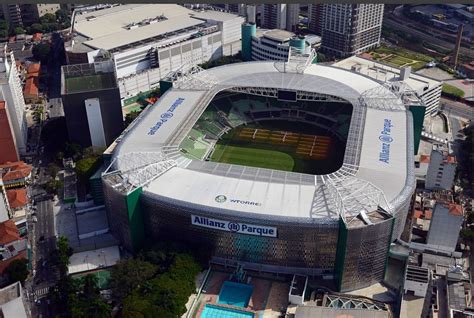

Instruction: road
[384,17,474,59]
[440,100,473,121]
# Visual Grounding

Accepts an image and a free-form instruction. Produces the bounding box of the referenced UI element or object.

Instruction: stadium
[102,58,416,292]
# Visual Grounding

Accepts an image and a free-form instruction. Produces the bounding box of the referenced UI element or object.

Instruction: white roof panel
[356,108,408,202]
[116,90,206,154]
[146,168,316,218]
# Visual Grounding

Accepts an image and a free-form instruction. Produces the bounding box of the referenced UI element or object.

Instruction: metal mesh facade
[336,216,394,292]
[141,194,339,272]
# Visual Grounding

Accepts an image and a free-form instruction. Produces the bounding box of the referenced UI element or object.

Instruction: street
[441,100,473,121]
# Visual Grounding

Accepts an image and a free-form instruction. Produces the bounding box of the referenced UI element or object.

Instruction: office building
[0,4,60,27]
[243,28,308,61]
[0,50,27,156]
[425,145,456,190]
[66,4,244,100]
[308,4,324,35]
[320,4,384,58]
[260,4,299,32]
[20,4,60,25]
[427,202,463,253]
[61,61,123,148]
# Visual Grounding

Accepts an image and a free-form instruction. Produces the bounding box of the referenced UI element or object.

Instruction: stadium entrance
[179,91,353,175]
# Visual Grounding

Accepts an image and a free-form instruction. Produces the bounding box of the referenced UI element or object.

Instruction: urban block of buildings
[65,4,245,101]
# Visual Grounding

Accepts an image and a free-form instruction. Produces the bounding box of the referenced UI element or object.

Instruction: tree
[56,236,73,276]
[56,9,70,25]
[64,143,83,160]
[124,111,141,127]
[30,23,44,34]
[43,179,63,195]
[75,156,101,181]
[47,163,61,178]
[14,27,25,35]
[122,292,152,318]
[109,259,158,300]
[6,259,29,284]
[32,43,51,63]
[40,13,57,24]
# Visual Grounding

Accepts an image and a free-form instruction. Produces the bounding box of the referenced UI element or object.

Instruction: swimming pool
[217,281,253,307]
[201,304,254,318]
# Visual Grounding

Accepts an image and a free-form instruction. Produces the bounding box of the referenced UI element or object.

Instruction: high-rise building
[61,61,123,148]
[0,4,23,27]
[286,4,300,32]
[261,4,287,30]
[320,4,384,58]
[0,50,27,156]
[20,4,60,25]
[308,4,324,35]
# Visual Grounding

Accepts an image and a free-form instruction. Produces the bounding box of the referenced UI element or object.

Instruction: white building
[425,145,457,190]
[66,4,245,101]
[427,202,463,253]
[333,56,443,117]
[404,265,430,297]
[0,49,27,155]
[260,4,299,32]
[251,29,308,61]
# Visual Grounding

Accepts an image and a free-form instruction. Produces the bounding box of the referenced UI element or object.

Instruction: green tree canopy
[14,27,25,35]
[110,259,158,300]
[32,43,51,63]
[40,13,57,24]
[6,259,29,284]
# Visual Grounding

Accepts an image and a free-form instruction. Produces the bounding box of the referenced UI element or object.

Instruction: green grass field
[208,123,344,174]
[211,144,295,171]
[65,73,116,94]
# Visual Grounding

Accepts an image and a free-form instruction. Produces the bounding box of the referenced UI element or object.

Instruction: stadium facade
[102,58,418,292]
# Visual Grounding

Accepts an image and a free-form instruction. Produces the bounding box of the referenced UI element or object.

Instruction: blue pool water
[217,281,253,308]
[201,304,254,318]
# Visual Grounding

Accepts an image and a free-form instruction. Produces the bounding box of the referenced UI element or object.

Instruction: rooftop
[0,220,21,245]
[107,61,412,223]
[5,189,27,209]
[0,161,32,183]
[333,55,442,93]
[72,4,236,51]
[64,73,116,94]
[0,282,27,318]
[261,29,295,42]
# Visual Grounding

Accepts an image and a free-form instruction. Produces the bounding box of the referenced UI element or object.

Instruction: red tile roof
[0,220,20,245]
[449,204,463,216]
[446,156,456,164]
[23,77,39,99]
[26,63,40,75]
[6,188,28,209]
[0,161,32,182]
[0,251,27,274]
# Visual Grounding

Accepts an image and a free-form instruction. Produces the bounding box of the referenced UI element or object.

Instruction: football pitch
[209,124,337,174]
[211,144,295,171]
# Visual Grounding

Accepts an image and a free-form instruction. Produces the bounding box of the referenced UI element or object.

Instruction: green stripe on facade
[334,217,348,292]
[125,187,145,251]
[409,105,426,155]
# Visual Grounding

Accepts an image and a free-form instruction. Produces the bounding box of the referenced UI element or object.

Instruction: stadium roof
[73,4,238,51]
[107,61,414,224]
